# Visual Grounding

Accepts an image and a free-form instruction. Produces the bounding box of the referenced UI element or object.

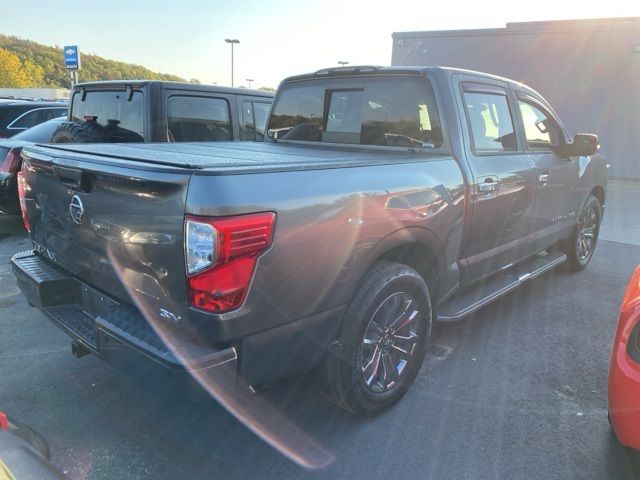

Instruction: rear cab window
[267,75,443,149]
[71,90,144,142]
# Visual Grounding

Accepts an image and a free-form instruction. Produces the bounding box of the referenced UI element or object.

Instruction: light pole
[246,78,253,89]
[338,60,349,67]
[225,38,240,87]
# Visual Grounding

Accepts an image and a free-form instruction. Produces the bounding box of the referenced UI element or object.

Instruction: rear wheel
[326,261,432,414]
[562,194,602,271]
[51,121,108,143]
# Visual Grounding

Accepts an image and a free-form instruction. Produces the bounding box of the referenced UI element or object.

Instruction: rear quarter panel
[187,157,465,337]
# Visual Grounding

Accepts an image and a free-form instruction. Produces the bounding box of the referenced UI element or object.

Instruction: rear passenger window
[464,92,516,152]
[252,102,270,138]
[240,101,271,141]
[10,109,44,129]
[240,101,255,140]
[167,96,231,142]
[49,108,68,119]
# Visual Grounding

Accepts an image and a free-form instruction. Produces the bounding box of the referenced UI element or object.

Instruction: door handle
[477,176,498,193]
[538,172,550,186]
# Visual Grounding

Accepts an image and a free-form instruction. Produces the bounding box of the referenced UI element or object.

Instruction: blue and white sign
[63,45,80,70]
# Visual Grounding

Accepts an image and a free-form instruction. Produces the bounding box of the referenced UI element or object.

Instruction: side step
[437,250,567,321]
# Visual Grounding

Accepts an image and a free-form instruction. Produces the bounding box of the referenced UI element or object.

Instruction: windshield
[11,118,65,142]
[268,76,443,148]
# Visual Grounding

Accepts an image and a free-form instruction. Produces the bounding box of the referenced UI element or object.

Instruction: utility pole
[225,38,240,87]
[72,71,79,89]
[246,78,253,89]
[338,60,349,67]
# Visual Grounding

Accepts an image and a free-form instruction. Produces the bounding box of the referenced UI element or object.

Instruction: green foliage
[0,34,186,88]
[0,47,44,87]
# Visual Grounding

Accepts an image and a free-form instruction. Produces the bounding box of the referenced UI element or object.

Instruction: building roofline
[392,16,640,39]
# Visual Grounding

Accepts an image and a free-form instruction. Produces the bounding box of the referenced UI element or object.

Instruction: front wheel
[562,194,602,271]
[326,261,432,414]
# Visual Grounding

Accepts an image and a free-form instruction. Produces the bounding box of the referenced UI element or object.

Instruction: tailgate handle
[52,166,93,192]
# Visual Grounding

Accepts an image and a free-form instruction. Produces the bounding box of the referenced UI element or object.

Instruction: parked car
[0,411,65,479]
[12,66,606,414]
[0,117,66,215]
[609,265,640,450]
[52,80,273,143]
[0,101,67,139]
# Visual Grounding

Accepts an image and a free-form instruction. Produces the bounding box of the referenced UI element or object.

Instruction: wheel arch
[591,185,605,207]
[357,227,447,304]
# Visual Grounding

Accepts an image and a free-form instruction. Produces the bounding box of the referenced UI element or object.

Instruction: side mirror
[566,133,598,157]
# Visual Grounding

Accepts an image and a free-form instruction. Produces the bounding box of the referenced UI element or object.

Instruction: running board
[437,250,567,322]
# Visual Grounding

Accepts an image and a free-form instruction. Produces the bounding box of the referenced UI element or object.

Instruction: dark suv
[53,81,273,143]
[0,101,68,139]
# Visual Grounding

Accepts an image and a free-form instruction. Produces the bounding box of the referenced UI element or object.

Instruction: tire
[51,121,108,143]
[326,261,432,414]
[561,194,602,271]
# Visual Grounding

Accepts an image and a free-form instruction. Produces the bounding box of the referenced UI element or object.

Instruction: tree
[259,86,275,92]
[189,77,201,84]
[0,34,187,88]
[19,59,44,87]
[0,47,44,87]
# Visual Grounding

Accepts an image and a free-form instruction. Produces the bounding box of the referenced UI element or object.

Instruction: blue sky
[2,0,639,88]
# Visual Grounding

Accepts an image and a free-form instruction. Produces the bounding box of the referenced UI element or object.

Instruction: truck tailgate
[20,146,191,316]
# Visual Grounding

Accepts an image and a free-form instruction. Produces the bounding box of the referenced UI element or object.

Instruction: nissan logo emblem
[69,195,85,224]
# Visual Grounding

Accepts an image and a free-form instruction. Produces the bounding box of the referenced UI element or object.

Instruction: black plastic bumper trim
[11,251,237,374]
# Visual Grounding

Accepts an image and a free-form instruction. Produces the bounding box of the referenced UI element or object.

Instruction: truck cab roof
[73,80,274,98]
[284,64,529,88]
[280,65,541,107]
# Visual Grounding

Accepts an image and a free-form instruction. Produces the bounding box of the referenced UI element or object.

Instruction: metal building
[392,17,640,179]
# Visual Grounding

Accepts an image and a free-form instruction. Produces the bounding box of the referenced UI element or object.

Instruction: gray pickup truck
[12,66,606,414]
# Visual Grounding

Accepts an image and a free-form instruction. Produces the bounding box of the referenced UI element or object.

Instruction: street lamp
[246,78,254,89]
[225,38,240,87]
[337,60,349,67]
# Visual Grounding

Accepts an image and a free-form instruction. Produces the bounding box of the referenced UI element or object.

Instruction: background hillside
[0,34,187,88]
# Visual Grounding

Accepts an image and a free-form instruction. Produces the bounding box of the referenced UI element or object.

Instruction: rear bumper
[11,251,237,380]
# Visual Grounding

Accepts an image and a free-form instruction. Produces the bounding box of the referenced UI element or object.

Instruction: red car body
[609,266,640,449]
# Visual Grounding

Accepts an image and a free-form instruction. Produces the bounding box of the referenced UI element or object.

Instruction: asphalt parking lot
[1,180,640,480]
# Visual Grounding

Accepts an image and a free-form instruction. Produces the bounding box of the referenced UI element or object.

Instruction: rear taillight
[185,212,276,313]
[16,170,31,231]
[0,148,20,173]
